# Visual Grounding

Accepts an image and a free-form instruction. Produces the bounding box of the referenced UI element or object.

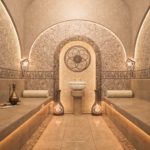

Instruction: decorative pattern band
[23,71,54,79]
[0,67,21,79]
[0,67,150,79]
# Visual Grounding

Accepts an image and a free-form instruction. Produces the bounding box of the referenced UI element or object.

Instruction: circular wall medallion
[64,45,91,72]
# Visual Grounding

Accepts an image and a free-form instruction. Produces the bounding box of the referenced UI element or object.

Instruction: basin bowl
[69,81,86,90]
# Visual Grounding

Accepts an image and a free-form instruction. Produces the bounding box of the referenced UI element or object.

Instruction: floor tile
[33,115,123,150]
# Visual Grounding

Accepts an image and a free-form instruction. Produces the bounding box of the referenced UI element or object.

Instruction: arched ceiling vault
[2,0,150,59]
[24,0,131,57]
[135,9,150,70]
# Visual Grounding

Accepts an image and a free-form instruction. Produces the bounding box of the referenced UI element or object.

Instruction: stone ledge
[0,97,52,141]
[104,97,150,135]
[102,100,150,150]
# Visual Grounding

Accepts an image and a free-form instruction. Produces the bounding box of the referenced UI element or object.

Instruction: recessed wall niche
[59,41,96,113]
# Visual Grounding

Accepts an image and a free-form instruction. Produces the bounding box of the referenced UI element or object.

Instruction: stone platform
[0,97,52,150]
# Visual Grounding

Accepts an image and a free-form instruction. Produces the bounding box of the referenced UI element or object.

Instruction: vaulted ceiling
[2,0,150,58]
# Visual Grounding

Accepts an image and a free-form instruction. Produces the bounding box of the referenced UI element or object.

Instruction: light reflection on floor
[33,115,124,150]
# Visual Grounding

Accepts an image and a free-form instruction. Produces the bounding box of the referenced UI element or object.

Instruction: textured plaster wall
[29,20,126,71]
[26,79,54,96]
[125,0,150,52]
[2,0,150,59]
[135,10,150,70]
[0,1,21,70]
[131,79,150,101]
[3,0,32,53]
[28,21,129,102]
[24,0,131,57]
[60,41,96,113]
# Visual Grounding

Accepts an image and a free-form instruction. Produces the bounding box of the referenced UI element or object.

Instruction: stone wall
[29,20,126,71]
[28,20,130,99]
[3,0,32,52]
[0,1,21,70]
[135,10,150,70]
[24,0,131,57]
[0,2,23,103]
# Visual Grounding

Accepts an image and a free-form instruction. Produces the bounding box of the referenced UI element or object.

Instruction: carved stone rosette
[64,45,91,72]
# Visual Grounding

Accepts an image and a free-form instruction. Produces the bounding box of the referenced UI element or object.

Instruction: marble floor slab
[33,115,124,150]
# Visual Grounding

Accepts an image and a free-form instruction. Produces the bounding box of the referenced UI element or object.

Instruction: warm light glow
[0,102,51,149]
[55,103,62,113]
[94,120,100,127]
[20,58,29,75]
[94,104,101,113]
[23,61,29,67]
[127,61,132,67]
[134,9,150,60]
[55,120,62,126]
[0,1,21,69]
[91,100,103,116]
[126,57,135,71]
[53,101,64,115]
[103,101,150,146]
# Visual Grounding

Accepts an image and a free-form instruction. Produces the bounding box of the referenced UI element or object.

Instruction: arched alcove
[54,37,101,113]
[29,20,126,71]
[28,20,128,100]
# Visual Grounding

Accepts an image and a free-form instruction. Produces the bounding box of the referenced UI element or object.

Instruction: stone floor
[32,115,124,150]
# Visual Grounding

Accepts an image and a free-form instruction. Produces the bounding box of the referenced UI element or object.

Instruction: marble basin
[69,81,86,90]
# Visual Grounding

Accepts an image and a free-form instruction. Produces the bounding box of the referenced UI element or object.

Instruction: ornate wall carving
[64,45,91,72]
[29,20,129,96]
[29,20,126,71]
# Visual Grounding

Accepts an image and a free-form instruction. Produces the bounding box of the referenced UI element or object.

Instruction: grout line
[88,115,98,150]
[60,115,67,150]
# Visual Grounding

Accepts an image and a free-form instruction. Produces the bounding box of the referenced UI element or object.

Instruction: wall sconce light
[126,57,135,77]
[20,58,29,77]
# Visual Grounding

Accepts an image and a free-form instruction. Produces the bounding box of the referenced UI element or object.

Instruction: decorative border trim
[23,71,54,79]
[0,67,150,79]
[0,67,21,79]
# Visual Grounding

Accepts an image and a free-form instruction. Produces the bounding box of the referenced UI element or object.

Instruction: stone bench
[0,97,53,150]
[104,97,150,135]
[103,97,150,150]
